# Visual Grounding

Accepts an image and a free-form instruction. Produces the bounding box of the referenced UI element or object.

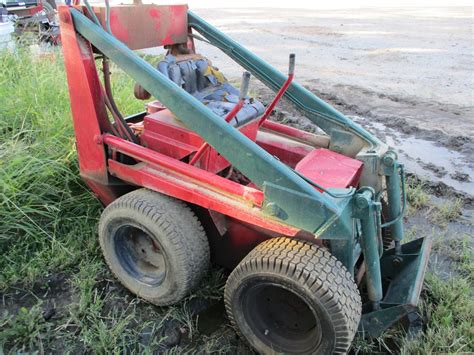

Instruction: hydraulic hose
[102,58,138,143]
[81,0,138,143]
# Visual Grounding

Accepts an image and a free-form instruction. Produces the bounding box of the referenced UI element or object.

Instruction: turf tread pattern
[224,237,361,354]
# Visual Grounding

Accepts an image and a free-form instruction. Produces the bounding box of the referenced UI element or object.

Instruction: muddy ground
[1,6,473,353]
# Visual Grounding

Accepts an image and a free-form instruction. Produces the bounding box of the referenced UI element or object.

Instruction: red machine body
[93,4,188,49]
[59,4,363,267]
[140,103,260,173]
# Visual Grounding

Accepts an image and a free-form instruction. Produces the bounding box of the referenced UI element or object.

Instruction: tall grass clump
[400,272,474,354]
[0,47,142,289]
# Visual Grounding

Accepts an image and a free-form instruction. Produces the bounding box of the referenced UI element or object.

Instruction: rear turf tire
[98,188,210,306]
[224,237,361,354]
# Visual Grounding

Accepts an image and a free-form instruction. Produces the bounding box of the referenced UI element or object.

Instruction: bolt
[93,134,103,144]
[382,151,397,167]
[355,196,369,209]
[265,202,279,217]
[383,155,395,167]
[392,256,403,267]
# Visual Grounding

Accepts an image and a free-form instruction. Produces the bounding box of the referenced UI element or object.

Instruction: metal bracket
[262,182,354,238]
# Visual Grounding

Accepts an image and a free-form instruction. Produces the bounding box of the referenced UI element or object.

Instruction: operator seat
[157,54,265,126]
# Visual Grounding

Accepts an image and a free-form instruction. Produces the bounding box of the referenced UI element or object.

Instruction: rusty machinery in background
[1,0,70,44]
[57,2,431,354]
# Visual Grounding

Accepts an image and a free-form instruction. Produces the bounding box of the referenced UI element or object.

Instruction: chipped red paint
[149,7,160,18]
[109,9,129,43]
[171,4,187,18]
[91,4,188,50]
[108,159,299,237]
[140,108,259,174]
[7,1,43,17]
[103,134,265,207]
[256,130,314,167]
[161,33,174,46]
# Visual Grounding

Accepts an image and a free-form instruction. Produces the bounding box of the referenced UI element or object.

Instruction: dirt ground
[192,6,474,198]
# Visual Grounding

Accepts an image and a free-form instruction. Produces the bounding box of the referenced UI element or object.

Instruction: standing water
[351,116,474,196]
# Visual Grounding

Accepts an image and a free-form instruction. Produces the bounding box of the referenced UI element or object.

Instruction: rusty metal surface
[92,4,188,50]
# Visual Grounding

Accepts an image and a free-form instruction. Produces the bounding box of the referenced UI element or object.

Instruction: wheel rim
[241,282,322,353]
[114,225,166,286]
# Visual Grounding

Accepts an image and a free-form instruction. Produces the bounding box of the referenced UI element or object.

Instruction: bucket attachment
[358,236,432,337]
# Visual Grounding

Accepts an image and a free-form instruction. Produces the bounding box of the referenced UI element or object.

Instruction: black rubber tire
[224,237,361,354]
[98,188,210,306]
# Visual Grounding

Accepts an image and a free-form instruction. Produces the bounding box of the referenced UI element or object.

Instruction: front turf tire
[98,189,210,306]
[224,237,361,354]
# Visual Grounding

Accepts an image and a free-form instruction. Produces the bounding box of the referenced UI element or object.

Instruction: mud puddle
[352,116,474,196]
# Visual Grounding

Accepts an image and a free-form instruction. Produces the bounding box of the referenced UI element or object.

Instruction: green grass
[0,49,98,288]
[0,303,52,352]
[400,270,474,354]
[0,46,232,352]
[406,179,463,227]
[406,179,430,211]
[428,198,463,227]
[0,46,148,289]
[0,47,182,352]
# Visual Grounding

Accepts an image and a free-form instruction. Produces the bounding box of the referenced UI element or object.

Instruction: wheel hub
[242,282,322,353]
[114,225,166,286]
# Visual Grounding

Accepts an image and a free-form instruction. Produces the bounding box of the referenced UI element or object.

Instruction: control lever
[239,71,251,101]
[189,71,251,166]
[258,53,295,126]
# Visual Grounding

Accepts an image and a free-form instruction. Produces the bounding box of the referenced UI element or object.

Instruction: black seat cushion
[157,54,264,126]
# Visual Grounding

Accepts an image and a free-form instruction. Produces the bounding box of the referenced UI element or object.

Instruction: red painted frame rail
[103,134,300,236]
